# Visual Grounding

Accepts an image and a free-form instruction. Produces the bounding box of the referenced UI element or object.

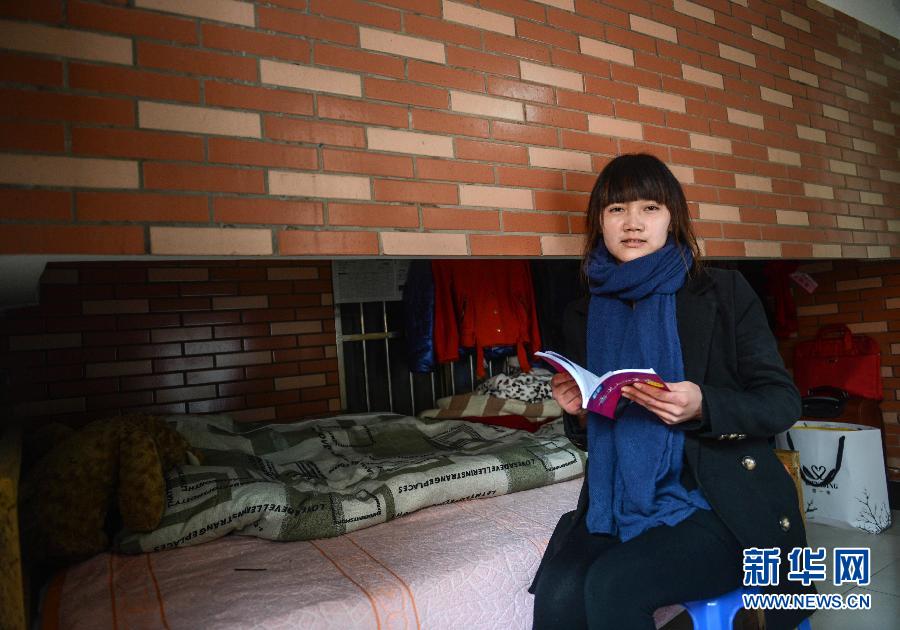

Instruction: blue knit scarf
[585,237,709,541]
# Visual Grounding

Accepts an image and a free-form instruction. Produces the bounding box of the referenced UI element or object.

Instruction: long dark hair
[583,153,702,276]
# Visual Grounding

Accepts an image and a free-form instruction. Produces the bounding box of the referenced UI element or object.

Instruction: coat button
[741,456,756,471]
[779,516,791,531]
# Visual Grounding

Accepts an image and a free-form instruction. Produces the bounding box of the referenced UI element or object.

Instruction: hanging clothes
[432,259,542,377]
[402,260,436,373]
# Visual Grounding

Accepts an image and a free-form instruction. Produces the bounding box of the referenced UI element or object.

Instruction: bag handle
[804,386,849,401]
[785,431,845,488]
[815,324,854,352]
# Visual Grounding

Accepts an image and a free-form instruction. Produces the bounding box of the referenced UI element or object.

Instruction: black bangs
[596,154,680,208]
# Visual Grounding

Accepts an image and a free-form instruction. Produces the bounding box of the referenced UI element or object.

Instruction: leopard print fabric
[475,367,554,404]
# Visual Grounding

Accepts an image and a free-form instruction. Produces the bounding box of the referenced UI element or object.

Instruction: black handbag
[801,386,848,419]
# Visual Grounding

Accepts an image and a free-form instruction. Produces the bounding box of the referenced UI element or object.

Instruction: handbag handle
[815,324,854,352]
[785,431,845,487]
[805,386,849,401]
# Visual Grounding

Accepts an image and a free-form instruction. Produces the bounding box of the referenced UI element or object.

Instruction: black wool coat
[531,267,815,630]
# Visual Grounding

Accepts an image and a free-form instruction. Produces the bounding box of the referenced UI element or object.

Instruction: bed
[44,478,584,629]
[4,413,684,629]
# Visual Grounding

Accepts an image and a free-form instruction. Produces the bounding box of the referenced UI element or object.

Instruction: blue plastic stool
[682,586,812,629]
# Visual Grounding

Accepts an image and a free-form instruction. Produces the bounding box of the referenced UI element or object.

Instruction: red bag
[793,324,882,400]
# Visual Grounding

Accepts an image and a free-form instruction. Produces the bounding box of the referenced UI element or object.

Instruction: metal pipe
[335,304,347,411]
[450,361,455,395]
[359,303,370,412]
[382,301,393,412]
[430,370,436,408]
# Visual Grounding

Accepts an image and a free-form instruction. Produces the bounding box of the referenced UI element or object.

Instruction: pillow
[475,371,553,404]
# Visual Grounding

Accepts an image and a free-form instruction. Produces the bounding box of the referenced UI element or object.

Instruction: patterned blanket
[116,413,584,553]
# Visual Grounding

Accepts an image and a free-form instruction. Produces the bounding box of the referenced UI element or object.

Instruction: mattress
[42,477,682,629]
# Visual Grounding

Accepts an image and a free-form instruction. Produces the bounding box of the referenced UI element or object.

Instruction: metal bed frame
[334,300,509,416]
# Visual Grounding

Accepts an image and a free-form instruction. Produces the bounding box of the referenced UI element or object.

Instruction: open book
[535,350,669,419]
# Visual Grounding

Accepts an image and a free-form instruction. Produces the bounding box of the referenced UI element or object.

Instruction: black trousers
[532,507,743,630]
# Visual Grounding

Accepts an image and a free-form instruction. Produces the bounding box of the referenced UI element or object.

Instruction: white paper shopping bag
[775,421,892,533]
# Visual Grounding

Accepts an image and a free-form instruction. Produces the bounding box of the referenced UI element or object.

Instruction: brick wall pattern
[0,0,898,259]
[0,260,341,426]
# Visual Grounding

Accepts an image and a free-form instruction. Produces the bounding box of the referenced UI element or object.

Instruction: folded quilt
[419,393,562,421]
[116,412,583,553]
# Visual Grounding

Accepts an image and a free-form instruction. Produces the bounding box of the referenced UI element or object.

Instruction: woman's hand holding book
[551,372,589,427]
[621,381,703,425]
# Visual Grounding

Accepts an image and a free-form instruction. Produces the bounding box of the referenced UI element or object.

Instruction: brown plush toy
[21,414,195,561]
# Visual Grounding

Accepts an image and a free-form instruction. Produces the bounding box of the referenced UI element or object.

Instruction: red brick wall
[777,260,900,480]
[0,0,897,259]
[0,260,340,426]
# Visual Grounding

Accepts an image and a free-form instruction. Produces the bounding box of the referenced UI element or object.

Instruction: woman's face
[601,199,672,263]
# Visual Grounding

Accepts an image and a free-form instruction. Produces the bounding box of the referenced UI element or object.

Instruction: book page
[535,352,669,419]
[533,351,601,406]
